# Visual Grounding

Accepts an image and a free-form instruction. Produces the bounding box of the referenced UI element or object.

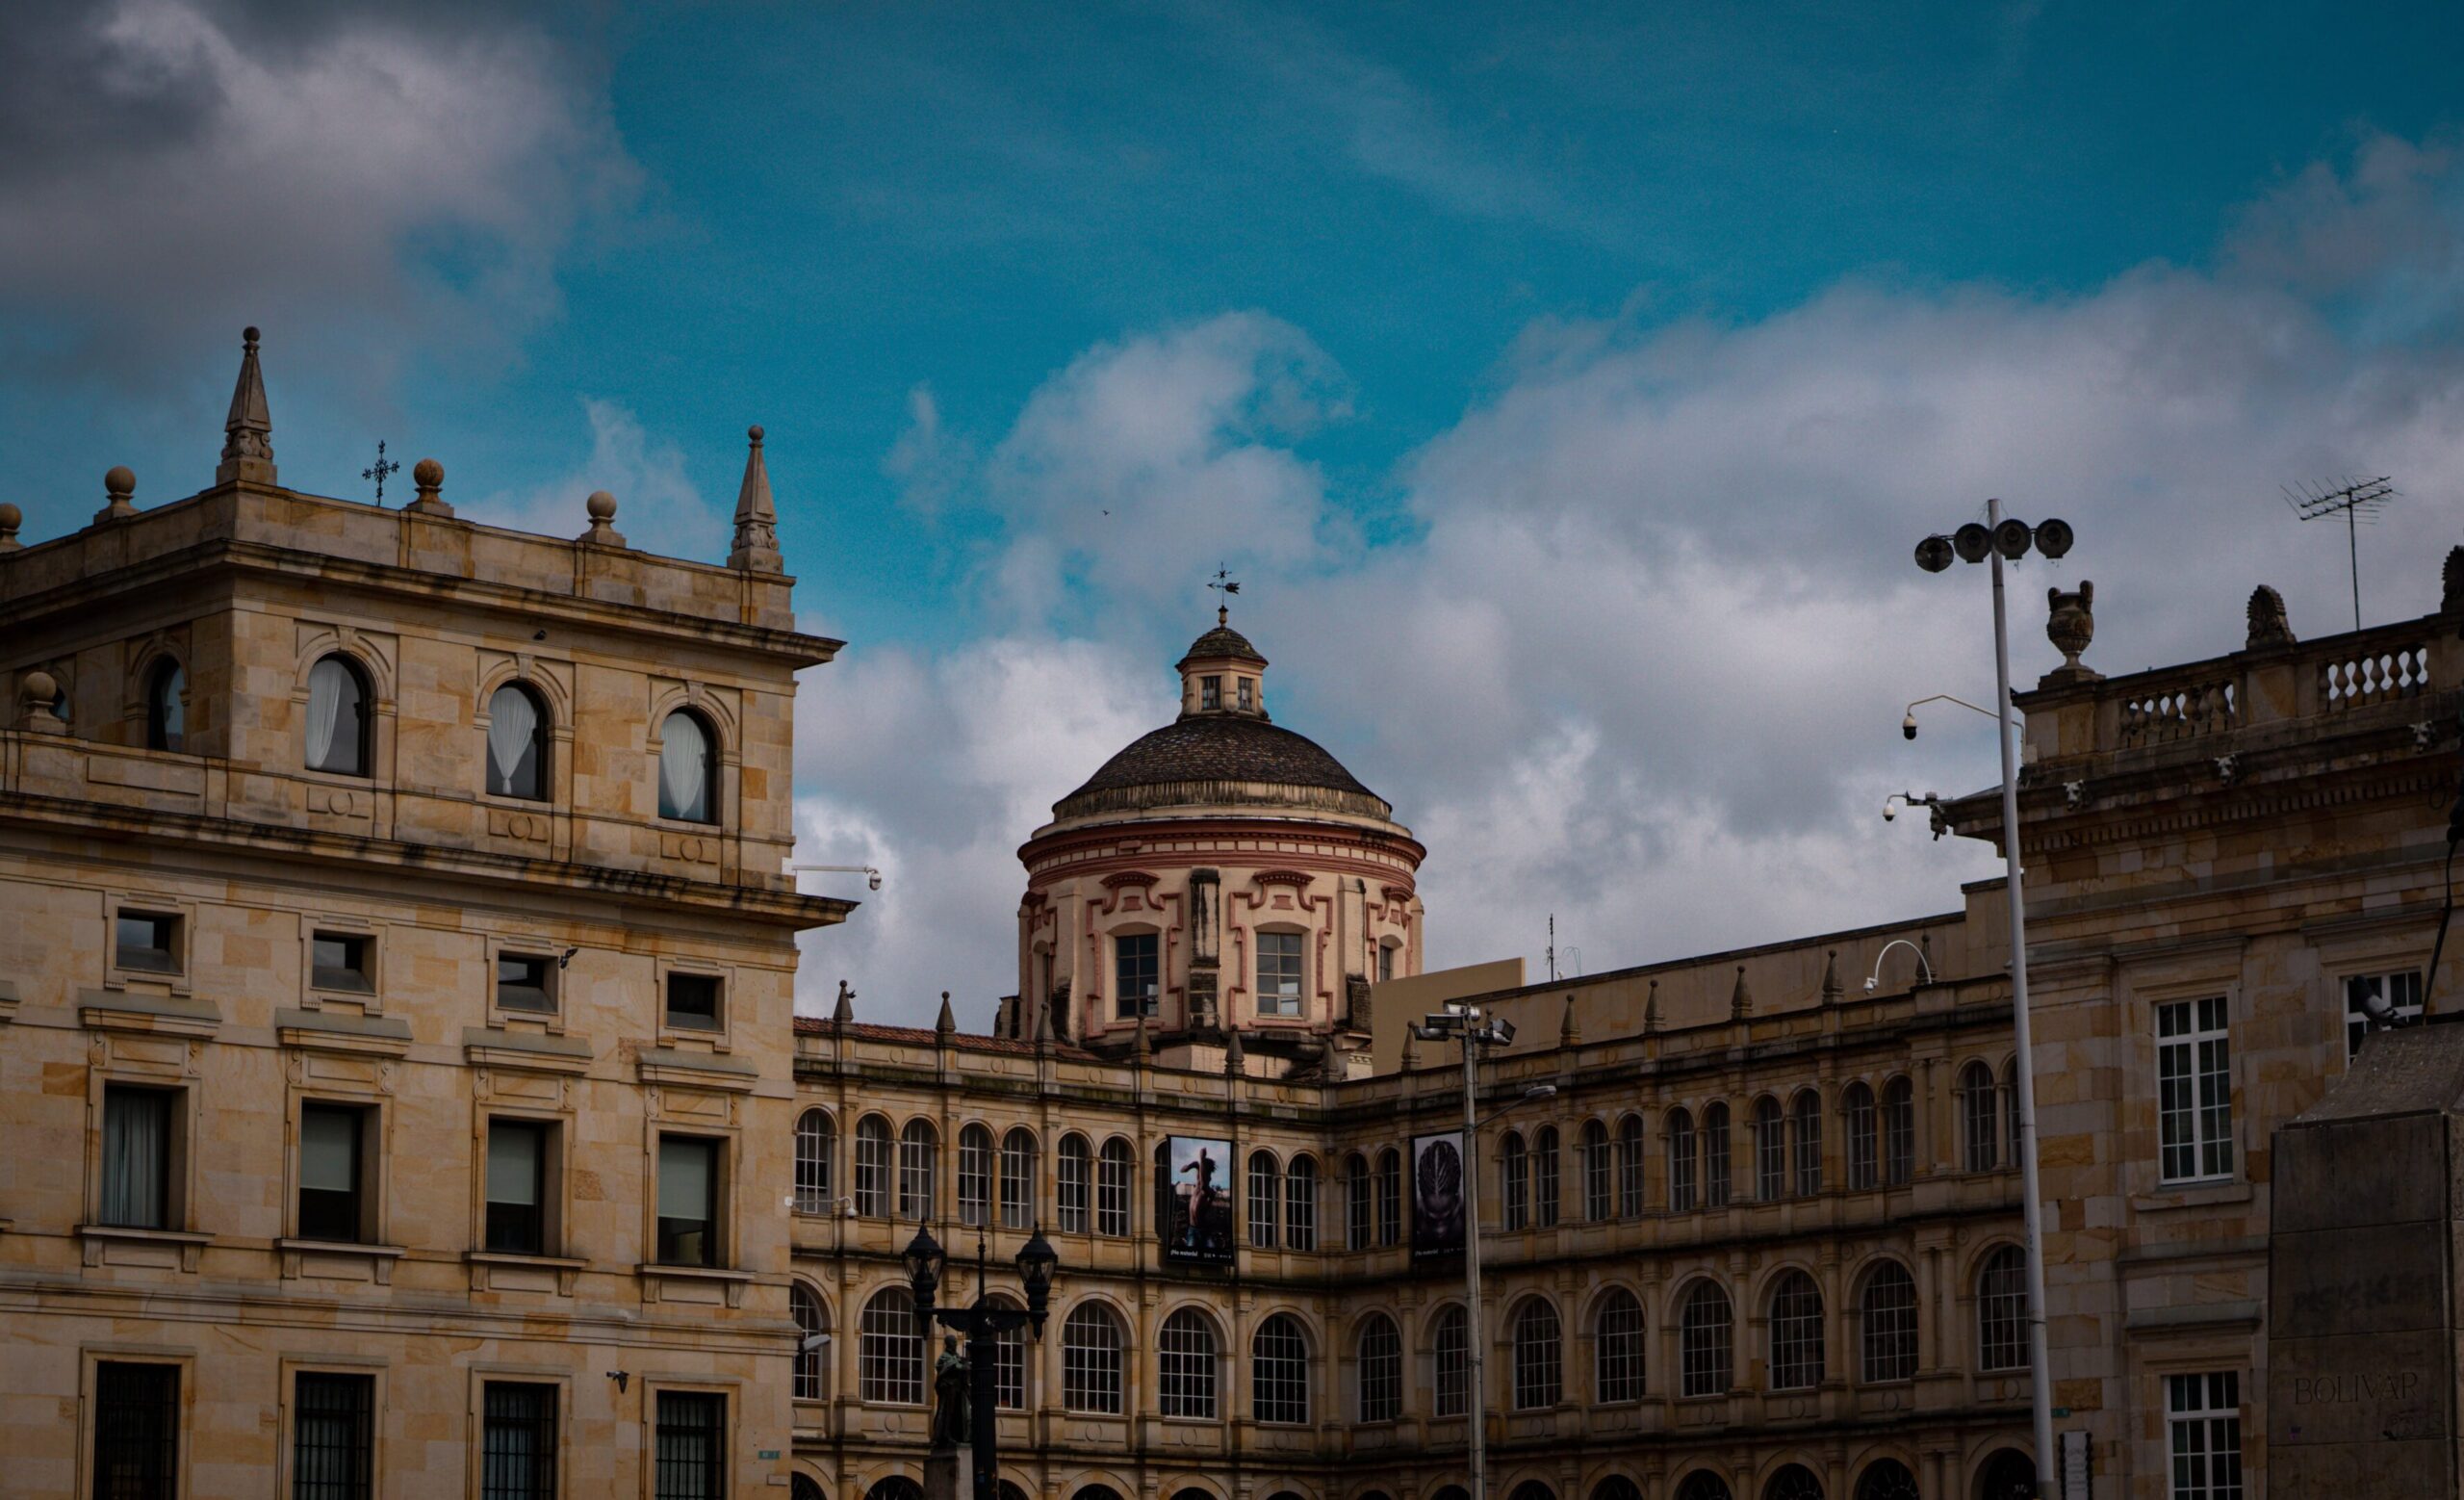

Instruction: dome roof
[1054,714,1391,823]
[1177,624,1266,668]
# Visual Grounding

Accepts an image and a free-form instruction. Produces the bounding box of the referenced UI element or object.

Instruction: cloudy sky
[9,1,2464,1026]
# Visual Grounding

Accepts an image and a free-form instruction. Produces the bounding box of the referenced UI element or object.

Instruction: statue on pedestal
[931,1333,971,1452]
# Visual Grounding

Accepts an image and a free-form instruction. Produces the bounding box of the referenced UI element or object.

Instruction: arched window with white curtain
[658,709,717,823]
[145,659,185,752]
[305,655,370,776]
[485,682,548,799]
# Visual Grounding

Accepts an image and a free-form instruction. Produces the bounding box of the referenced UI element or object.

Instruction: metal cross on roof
[1206,565,1240,625]
[363,440,401,505]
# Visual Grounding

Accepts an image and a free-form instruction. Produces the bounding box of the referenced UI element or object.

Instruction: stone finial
[405,457,453,518]
[1559,994,1581,1047]
[2246,584,2295,649]
[1399,1032,1419,1071]
[1224,1027,1245,1076]
[2044,581,2097,682]
[833,979,855,1024]
[0,502,19,552]
[728,425,783,572]
[1729,965,1753,1021]
[1821,949,1842,1005]
[1642,978,1661,1036]
[2445,547,2464,613]
[936,991,956,1035]
[216,325,276,485]
[94,465,137,525]
[16,669,66,734]
[579,489,626,547]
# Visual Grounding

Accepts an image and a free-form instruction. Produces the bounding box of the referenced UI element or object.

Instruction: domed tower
[1012,612,1425,1077]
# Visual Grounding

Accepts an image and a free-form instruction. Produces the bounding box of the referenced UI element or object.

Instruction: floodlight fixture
[1914,534,1955,573]
[1952,522,1992,563]
[2034,518,2073,559]
[1992,517,2033,559]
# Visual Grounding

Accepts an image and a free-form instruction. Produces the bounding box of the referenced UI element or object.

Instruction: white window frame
[2156,996,2234,1185]
[2344,969,2424,1058]
[2165,1371,2245,1500]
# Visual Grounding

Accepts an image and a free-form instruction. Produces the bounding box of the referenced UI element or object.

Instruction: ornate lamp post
[903,1223,1058,1498]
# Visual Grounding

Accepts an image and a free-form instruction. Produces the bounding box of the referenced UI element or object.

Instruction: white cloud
[459,398,727,564]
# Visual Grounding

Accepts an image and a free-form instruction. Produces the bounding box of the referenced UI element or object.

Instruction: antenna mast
[1547,914,1557,983]
[2285,476,2396,631]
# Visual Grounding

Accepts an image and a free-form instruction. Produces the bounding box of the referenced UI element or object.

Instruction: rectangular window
[1057,1142,1089,1232]
[2345,970,2425,1057]
[1236,678,1254,711]
[496,953,555,1014]
[664,972,722,1031]
[2157,996,2234,1184]
[116,911,181,974]
[654,1391,726,1500]
[2166,1372,2245,1500]
[958,1130,990,1228]
[1095,1146,1130,1237]
[480,1382,558,1500]
[292,1372,373,1500]
[1247,1157,1276,1248]
[1703,1108,1732,1207]
[1347,1164,1372,1251]
[656,1135,720,1267]
[1533,1133,1559,1227]
[1257,931,1303,1017]
[297,1103,368,1244]
[94,1361,180,1500]
[1377,944,1395,983]
[1284,1165,1317,1251]
[992,1321,1025,1410]
[101,1084,175,1229]
[485,1120,550,1255]
[1755,1109,1785,1201]
[1199,675,1221,711]
[310,932,372,993]
[1114,933,1159,1021]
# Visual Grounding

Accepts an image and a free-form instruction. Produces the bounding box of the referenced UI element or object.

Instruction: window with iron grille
[958,1125,992,1227]
[1256,931,1304,1017]
[1882,1079,1915,1186]
[1763,1466,1824,1500]
[1502,1132,1528,1229]
[793,1110,834,1215]
[1843,1083,1878,1191]
[989,1300,1026,1409]
[1593,1481,1644,1500]
[1247,1151,1278,1248]
[1284,1155,1317,1250]
[1961,1062,2000,1172]
[854,1117,890,1218]
[1790,1093,1822,1197]
[1859,1261,1918,1384]
[1581,1121,1612,1221]
[898,1121,937,1220]
[100,1084,175,1230]
[1703,1102,1732,1207]
[480,1382,556,1500]
[1376,1150,1401,1246]
[2158,998,2234,1184]
[860,1289,925,1404]
[1675,1476,1733,1500]
[1432,1304,1469,1417]
[1664,1111,1696,1212]
[292,1371,373,1500]
[93,1360,178,1500]
[2346,970,2425,1057]
[1594,1289,1645,1404]
[1096,1138,1132,1236]
[1854,1460,1921,1500]
[1767,1271,1824,1390]
[1058,1135,1091,1232]
[1357,1314,1402,1421]
[1250,1314,1309,1424]
[1679,1281,1732,1398]
[999,1128,1036,1228]
[1616,1116,1645,1217]
[1062,1303,1125,1414]
[1158,1307,1218,1419]
[2167,1372,2245,1500]
[1532,1127,1560,1228]
[1344,1153,1372,1249]
[1115,933,1159,1020]
[653,1391,724,1500]
[790,1284,827,1402]
[485,1118,550,1255]
[1511,1299,1561,1409]
[1753,1099,1785,1201]
[1976,1246,2028,1372]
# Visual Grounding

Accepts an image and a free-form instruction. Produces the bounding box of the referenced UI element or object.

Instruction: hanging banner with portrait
[1160,1134,1236,1264]
[1412,1130,1467,1258]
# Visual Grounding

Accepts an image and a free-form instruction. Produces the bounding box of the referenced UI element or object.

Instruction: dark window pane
[480,1383,557,1500]
[495,955,554,1014]
[1114,933,1159,1019]
[311,934,371,992]
[656,1136,719,1267]
[297,1105,364,1244]
[95,1361,179,1500]
[654,1391,725,1500]
[665,974,721,1029]
[293,1372,373,1500]
[101,1086,173,1230]
[116,914,179,973]
[485,1121,548,1254]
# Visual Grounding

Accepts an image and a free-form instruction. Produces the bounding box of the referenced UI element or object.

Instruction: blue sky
[8,2,2464,1022]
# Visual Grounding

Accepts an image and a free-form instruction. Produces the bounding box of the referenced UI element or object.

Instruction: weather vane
[363,441,401,505]
[1206,565,1240,626]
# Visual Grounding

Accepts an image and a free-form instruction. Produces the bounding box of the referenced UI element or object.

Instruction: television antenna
[2285,476,2395,631]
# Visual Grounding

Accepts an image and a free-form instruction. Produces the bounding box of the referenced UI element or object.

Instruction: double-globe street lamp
[902,1222,1060,1498]
[1912,500,2071,1499]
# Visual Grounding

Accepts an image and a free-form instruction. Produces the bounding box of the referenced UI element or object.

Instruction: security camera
[1902,713,1918,740]
[1883,802,1897,822]
[801,1332,832,1354]
[867,871,883,892]
[837,1196,856,1219]
[1863,977,1878,993]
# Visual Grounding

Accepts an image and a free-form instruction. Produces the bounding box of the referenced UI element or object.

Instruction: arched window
[1961,1061,2000,1172]
[1859,1260,1919,1384]
[1591,1481,1643,1500]
[793,1109,834,1214]
[1580,1120,1612,1221]
[985,1295,1026,1409]
[1532,1126,1560,1228]
[1703,1101,1732,1207]
[1977,1245,2028,1371]
[1852,1460,1919,1500]
[865,1482,922,1500]
[1509,1486,1558,1500]
[1761,1466,1824,1500]
[1976,1450,2037,1500]
[1882,1077,1915,1185]
[1790,1091,1822,1197]
[1510,1298,1561,1410]
[793,1478,826,1500]
[1616,1115,1645,1217]
[1664,1109,1697,1212]
[1247,1151,1279,1248]
[1062,1302,1125,1414]
[854,1116,891,1218]
[1346,1152,1373,1250]
[1096,1137,1133,1236]
[304,654,371,776]
[1356,1313,1402,1421]
[859,1288,923,1404]
[1158,1306,1219,1419]
[657,709,717,823]
[1431,1303,1470,1416]
[1753,1098,1785,1201]
[1594,1287,1645,1404]
[1074,1487,1127,1500]
[1843,1082,1878,1191]
[1375,1149,1401,1247]
[145,659,185,753]
[999,1127,1037,1229]
[1675,1476,1733,1500]
[897,1119,937,1221]
[1432,1491,1473,1500]
[1251,1313,1310,1425]
[1766,1270,1824,1390]
[485,682,548,799]
[791,1282,828,1401]
[957,1124,992,1227]
[1680,1280,1732,1398]
[1058,1134,1091,1233]
[1284,1154,1318,1251]
[1501,1131,1529,1229]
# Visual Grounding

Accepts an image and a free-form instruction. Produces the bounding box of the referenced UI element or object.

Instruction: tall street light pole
[903,1223,1059,1499]
[1913,501,2072,1498]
